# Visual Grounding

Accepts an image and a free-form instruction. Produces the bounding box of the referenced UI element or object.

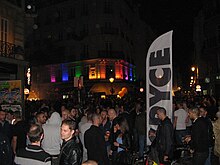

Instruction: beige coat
[213,119,220,157]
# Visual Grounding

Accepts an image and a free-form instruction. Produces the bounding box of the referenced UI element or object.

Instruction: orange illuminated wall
[99,64,106,79]
[115,62,123,79]
[89,63,106,79]
[89,65,96,79]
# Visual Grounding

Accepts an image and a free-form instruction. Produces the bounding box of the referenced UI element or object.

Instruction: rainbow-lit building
[26,0,153,100]
[31,58,136,100]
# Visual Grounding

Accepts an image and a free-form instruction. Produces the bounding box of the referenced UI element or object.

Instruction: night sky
[137,0,203,87]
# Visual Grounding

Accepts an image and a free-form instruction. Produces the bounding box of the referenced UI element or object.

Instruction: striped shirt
[14,145,51,165]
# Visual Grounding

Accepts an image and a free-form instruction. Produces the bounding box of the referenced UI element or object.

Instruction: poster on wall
[0,80,22,112]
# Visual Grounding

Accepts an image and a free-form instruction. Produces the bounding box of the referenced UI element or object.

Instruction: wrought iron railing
[0,40,24,59]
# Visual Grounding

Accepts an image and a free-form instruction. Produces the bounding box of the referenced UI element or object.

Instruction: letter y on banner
[146,31,173,145]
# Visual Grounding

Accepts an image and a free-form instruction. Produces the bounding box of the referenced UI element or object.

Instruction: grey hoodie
[42,112,62,155]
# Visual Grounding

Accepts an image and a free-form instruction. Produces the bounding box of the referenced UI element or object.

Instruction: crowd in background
[0,94,220,165]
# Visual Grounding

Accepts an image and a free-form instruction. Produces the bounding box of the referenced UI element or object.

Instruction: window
[106,65,114,79]
[84,24,89,34]
[1,18,8,42]
[104,0,113,14]
[70,67,75,77]
[105,22,112,28]
[55,10,63,22]
[125,18,128,25]
[89,65,96,79]
[45,15,51,25]
[66,27,75,40]
[69,7,75,18]
[81,44,89,59]
[105,42,112,52]
[218,25,220,44]
[81,0,88,16]
[58,31,63,41]
[120,12,123,18]
[81,24,89,36]
[16,0,22,7]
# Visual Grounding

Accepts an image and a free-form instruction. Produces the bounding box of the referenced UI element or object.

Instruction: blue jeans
[205,147,212,165]
[138,135,146,158]
[175,130,187,146]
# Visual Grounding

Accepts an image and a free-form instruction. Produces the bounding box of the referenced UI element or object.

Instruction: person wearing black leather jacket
[59,119,82,165]
[155,107,174,164]
[0,131,13,165]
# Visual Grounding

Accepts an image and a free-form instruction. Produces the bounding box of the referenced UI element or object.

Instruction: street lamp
[139,88,144,93]
[109,77,114,83]
[109,77,115,95]
[190,65,200,93]
[191,67,196,72]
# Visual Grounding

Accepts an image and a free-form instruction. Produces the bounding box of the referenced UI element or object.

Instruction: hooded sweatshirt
[42,112,62,155]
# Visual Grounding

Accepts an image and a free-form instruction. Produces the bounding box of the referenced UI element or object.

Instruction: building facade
[193,0,220,97]
[28,0,153,99]
[31,58,136,100]
[0,0,28,110]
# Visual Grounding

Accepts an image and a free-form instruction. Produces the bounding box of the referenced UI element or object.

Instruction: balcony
[0,41,24,60]
[98,51,125,59]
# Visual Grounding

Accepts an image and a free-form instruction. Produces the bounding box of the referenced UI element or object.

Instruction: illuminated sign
[26,68,31,85]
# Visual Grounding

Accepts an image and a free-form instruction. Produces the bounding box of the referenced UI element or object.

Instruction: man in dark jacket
[155,107,174,164]
[185,107,209,165]
[14,123,51,165]
[0,131,13,165]
[0,109,12,141]
[199,106,215,165]
[60,119,82,165]
[135,106,146,159]
[84,113,109,165]
[11,111,27,154]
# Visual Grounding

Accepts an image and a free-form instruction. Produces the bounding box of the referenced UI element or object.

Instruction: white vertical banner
[146,31,173,145]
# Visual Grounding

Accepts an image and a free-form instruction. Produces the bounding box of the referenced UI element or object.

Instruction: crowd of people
[0,95,220,165]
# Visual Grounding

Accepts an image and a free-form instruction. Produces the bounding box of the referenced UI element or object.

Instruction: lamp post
[191,66,199,82]
[109,77,115,95]
[191,66,195,72]
[191,66,200,93]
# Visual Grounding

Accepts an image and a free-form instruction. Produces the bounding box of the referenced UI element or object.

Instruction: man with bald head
[108,109,117,125]
[14,124,51,165]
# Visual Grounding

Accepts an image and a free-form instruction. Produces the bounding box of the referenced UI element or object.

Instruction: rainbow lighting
[129,67,133,81]
[50,66,56,83]
[62,64,69,82]
[124,66,128,80]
